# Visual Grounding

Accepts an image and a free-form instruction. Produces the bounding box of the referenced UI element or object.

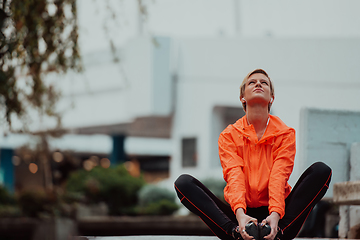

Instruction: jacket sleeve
[218,130,246,214]
[268,130,296,218]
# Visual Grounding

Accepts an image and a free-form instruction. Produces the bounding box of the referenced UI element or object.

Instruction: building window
[182,138,197,167]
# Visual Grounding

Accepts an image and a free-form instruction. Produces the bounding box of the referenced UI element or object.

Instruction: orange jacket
[218,115,296,218]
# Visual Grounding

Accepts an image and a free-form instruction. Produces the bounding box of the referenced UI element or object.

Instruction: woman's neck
[246,105,269,140]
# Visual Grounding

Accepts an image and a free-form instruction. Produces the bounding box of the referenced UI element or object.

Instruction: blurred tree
[0,0,81,129]
[66,164,145,215]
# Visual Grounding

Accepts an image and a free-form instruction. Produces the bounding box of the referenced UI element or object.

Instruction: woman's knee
[174,174,195,190]
[311,162,332,180]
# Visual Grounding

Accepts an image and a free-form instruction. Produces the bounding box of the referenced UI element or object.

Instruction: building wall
[299,109,360,198]
[12,36,172,132]
[5,1,360,191]
[169,37,360,187]
[5,36,360,190]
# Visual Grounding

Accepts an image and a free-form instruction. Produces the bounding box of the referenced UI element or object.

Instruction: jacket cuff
[233,203,246,215]
[269,206,284,219]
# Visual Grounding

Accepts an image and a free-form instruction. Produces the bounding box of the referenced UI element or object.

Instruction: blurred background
[1,0,360,239]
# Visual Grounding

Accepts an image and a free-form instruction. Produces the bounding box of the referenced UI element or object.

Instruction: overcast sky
[77,0,360,54]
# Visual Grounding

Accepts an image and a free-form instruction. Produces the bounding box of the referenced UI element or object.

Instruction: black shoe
[274,227,283,240]
[232,222,258,240]
[259,224,271,240]
[246,222,259,240]
[232,226,242,240]
[232,222,267,240]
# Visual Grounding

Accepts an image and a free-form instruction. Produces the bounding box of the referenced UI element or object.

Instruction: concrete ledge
[333,181,360,205]
[77,215,212,236]
[84,237,356,240]
[0,216,212,239]
[85,237,218,240]
[0,218,37,239]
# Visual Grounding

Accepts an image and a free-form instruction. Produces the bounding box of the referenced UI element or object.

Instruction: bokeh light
[124,160,140,177]
[53,151,64,163]
[90,156,99,166]
[53,170,62,180]
[100,158,110,168]
[29,163,38,174]
[83,159,94,171]
[12,156,21,166]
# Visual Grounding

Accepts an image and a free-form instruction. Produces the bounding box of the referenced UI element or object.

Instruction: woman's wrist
[270,211,280,221]
[235,208,246,218]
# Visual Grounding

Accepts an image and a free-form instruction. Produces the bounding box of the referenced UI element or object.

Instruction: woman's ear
[270,96,274,103]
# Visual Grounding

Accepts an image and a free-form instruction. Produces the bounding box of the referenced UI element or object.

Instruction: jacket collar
[233,114,293,143]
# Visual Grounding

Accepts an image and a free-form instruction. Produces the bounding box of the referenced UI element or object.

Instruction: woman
[174,69,332,240]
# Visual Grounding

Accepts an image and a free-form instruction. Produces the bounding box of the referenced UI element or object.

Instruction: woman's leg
[174,174,237,240]
[278,162,332,240]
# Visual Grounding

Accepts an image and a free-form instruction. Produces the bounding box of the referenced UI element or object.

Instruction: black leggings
[174,162,332,240]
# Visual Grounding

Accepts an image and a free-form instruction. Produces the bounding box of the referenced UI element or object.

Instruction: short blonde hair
[240,69,275,112]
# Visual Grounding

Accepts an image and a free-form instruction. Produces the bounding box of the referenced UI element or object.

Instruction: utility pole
[234,0,241,35]
[137,0,145,35]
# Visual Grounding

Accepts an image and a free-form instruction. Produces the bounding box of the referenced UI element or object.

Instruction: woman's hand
[262,212,280,240]
[235,208,258,240]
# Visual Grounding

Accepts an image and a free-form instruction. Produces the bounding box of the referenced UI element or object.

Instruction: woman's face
[242,73,273,107]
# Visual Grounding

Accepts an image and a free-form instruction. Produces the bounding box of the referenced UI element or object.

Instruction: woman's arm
[218,130,247,213]
[268,130,296,218]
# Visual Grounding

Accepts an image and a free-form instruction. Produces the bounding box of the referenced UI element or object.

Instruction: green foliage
[138,184,175,207]
[201,178,226,202]
[0,185,16,205]
[0,205,21,217]
[137,184,179,215]
[139,199,179,216]
[17,189,52,218]
[16,188,78,218]
[0,185,20,217]
[0,0,81,128]
[65,164,145,216]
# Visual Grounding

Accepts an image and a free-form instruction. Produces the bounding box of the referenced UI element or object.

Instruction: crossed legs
[174,162,332,240]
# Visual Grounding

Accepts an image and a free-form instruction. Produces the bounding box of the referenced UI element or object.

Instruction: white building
[2,1,360,191]
[168,37,360,188]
